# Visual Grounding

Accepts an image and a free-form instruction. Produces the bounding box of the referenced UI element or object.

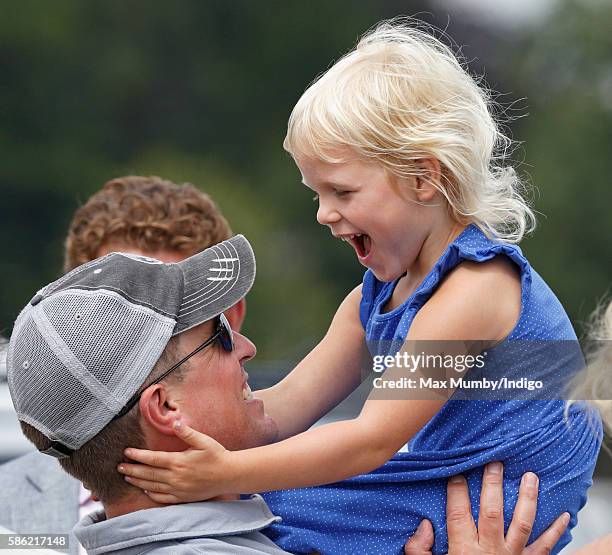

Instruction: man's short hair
[64,175,232,271]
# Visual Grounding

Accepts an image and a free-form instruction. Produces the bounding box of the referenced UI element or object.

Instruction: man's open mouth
[340,233,372,259]
[242,382,254,401]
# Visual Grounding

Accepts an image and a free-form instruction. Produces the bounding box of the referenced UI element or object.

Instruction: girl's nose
[316,199,341,225]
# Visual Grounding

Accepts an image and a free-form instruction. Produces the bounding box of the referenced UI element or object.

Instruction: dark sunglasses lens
[218,314,234,352]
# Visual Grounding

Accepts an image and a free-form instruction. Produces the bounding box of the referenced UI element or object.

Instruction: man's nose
[316,198,341,226]
[234,332,257,362]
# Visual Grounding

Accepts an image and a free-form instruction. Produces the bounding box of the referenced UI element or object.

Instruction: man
[6,235,289,553]
[0,176,244,554]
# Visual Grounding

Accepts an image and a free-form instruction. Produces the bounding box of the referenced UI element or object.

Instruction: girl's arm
[119,257,521,501]
[255,283,370,440]
[226,397,443,493]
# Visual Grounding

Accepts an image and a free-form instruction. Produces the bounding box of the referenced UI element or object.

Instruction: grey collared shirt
[73,495,288,554]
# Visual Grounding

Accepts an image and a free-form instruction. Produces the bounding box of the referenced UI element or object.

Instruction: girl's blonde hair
[567,300,612,434]
[285,18,535,243]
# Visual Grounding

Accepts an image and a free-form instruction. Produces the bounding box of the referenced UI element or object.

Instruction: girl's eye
[312,194,319,202]
[334,190,350,198]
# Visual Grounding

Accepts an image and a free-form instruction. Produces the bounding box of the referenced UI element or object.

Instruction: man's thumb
[404,519,434,555]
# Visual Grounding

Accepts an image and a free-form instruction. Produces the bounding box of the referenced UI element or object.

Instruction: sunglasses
[113,313,234,420]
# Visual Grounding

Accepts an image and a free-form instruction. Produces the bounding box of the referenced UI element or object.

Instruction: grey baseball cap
[7,234,255,458]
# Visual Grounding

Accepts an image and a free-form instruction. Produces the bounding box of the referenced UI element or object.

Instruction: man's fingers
[123,476,172,493]
[524,512,569,555]
[404,520,434,555]
[123,447,177,468]
[477,462,505,552]
[117,462,173,483]
[446,474,477,545]
[505,472,539,552]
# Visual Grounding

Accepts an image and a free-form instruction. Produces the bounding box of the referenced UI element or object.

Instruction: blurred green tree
[1,0,609,365]
[513,0,612,331]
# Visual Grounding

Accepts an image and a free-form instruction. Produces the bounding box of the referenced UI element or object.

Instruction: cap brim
[172,235,255,335]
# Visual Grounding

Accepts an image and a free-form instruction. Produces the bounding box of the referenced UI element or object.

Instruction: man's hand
[404,462,570,555]
[404,519,435,555]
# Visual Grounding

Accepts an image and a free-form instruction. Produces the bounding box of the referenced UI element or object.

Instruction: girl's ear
[414,158,442,202]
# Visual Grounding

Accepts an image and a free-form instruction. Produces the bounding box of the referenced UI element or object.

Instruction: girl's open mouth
[344,233,372,260]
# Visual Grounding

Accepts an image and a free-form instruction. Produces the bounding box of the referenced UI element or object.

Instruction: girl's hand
[117,420,236,503]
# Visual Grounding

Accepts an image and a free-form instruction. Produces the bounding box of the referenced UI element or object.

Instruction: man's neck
[104,492,161,519]
[102,425,241,518]
[104,492,240,519]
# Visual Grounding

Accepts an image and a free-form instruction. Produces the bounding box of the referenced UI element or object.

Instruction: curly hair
[64,176,232,271]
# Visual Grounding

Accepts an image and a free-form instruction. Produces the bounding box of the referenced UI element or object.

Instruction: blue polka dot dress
[261,225,602,554]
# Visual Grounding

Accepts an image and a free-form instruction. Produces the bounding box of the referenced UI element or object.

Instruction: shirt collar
[73,494,281,555]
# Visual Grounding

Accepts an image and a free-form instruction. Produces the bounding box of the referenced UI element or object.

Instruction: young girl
[119,20,601,554]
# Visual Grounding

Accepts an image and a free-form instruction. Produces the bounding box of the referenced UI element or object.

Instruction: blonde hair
[284,18,535,243]
[567,300,612,434]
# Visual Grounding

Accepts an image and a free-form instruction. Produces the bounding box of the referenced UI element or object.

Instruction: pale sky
[433,0,559,27]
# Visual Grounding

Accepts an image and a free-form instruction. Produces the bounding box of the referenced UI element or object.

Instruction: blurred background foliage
[1,0,610,365]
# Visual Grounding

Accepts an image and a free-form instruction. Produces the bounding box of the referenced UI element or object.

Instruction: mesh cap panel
[9,313,98,447]
[42,290,174,403]
[8,289,174,449]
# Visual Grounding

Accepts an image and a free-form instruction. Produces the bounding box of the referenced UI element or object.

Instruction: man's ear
[224,298,246,333]
[139,384,181,436]
[414,157,441,203]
